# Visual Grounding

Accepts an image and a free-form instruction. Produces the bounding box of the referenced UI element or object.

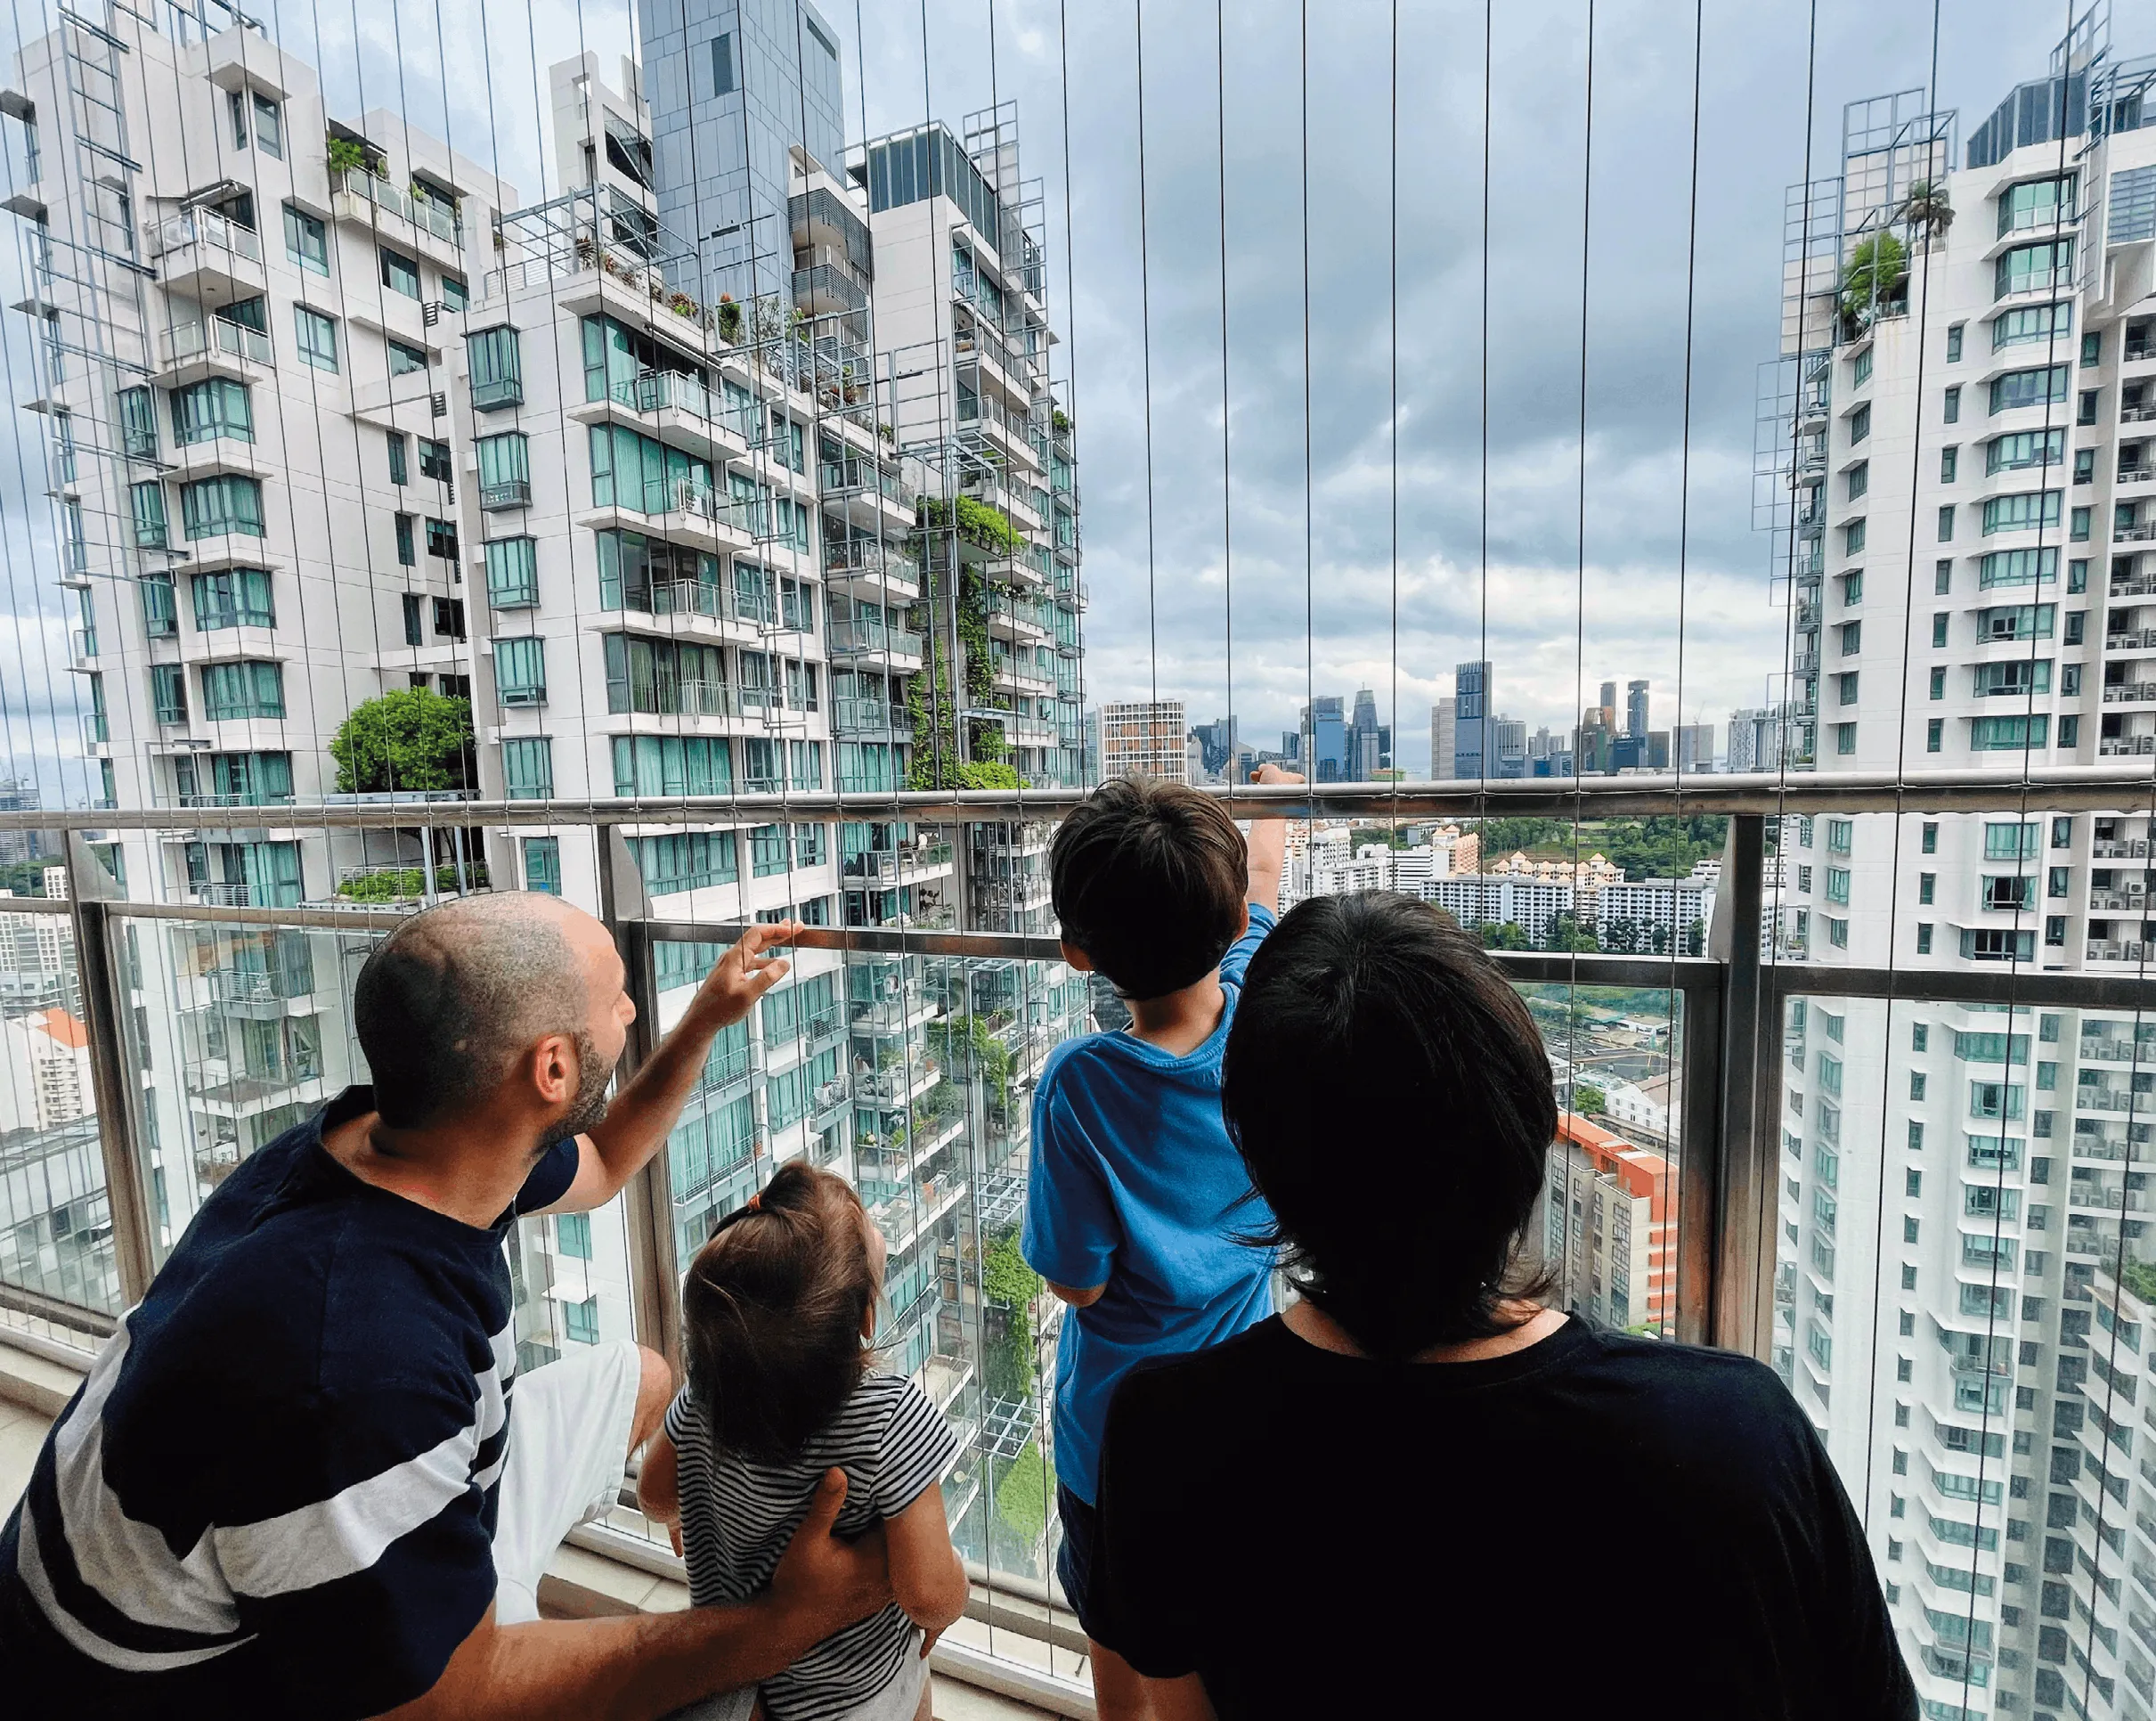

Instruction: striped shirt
[668,1372,956,1721]
[0,1087,580,1718]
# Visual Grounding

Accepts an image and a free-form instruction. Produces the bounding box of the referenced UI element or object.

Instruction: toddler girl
[641,1162,966,1721]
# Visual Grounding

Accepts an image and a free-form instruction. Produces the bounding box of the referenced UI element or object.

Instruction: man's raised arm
[549,922,800,1214]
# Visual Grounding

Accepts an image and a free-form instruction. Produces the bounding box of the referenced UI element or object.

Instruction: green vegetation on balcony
[335,863,492,903]
[919,493,1024,557]
[330,688,476,795]
[1839,231,1908,331]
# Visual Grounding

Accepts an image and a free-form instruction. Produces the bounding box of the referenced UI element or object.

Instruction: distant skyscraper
[1599,681,1618,722]
[1454,662,1492,779]
[1673,722,1716,774]
[1431,697,1457,782]
[1626,680,1650,740]
[1191,716,1238,781]
[1300,696,1347,783]
[1493,717,1527,779]
[1348,689,1384,780]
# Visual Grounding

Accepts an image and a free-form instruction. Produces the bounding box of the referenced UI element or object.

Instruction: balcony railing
[12,771,2156,1709]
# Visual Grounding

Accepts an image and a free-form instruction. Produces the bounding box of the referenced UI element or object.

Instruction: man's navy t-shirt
[1095,1315,1918,1720]
[0,1086,578,1718]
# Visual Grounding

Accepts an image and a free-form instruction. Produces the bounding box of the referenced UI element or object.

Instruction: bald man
[1,896,890,1719]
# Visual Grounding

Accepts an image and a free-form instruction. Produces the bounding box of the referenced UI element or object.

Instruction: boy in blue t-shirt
[1021,764,1297,1718]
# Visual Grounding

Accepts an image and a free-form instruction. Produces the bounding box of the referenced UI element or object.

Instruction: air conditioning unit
[430,392,448,419]
[422,299,442,326]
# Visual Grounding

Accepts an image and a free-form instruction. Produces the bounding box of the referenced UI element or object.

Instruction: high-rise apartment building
[1539,1112,1674,1334]
[1099,699,1187,782]
[1754,27,2156,1716]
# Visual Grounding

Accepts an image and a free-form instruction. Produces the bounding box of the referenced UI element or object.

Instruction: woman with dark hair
[1091,893,1916,1719]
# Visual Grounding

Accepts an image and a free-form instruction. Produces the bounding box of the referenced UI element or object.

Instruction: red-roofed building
[1536,1112,1674,1334]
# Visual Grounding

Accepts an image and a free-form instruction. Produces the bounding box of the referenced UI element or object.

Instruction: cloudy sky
[0,0,2092,798]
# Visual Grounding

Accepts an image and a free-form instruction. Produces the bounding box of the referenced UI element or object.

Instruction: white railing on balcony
[161,315,274,369]
[149,207,262,265]
[334,167,461,249]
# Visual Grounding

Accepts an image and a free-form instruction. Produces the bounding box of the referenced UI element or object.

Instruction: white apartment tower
[1757,25,2156,1718]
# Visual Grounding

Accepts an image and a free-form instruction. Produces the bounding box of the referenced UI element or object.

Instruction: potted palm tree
[1900,180,1954,246]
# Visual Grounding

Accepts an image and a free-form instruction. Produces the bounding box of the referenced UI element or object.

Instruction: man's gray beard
[541,1029,618,1150]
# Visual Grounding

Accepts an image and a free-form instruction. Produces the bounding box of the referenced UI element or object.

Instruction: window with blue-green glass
[294,305,338,371]
[1981,491,2062,535]
[387,432,407,485]
[395,512,416,567]
[172,378,252,445]
[556,1210,590,1259]
[589,421,710,515]
[468,324,523,410]
[613,734,731,797]
[191,567,273,631]
[138,574,176,640]
[440,273,468,313]
[502,736,554,799]
[1991,302,2071,351]
[1989,364,2069,413]
[387,338,427,377]
[524,836,563,897]
[283,202,328,273]
[378,246,420,298]
[129,481,167,549]
[118,387,158,459]
[494,636,547,706]
[179,475,264,539]
[1996,240,2072,298]
[151,663,186,723]
[629,830,737,892]
[1971,714,2049,751]
[199,659,284,720]
[478,433,530,507]
[484,537,540,608]
[564,1297,599,1345]
[750,825,790,877]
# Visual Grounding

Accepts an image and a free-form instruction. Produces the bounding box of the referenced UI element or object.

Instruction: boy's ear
[1059,938,1094,973]
[1238,903,1251,938]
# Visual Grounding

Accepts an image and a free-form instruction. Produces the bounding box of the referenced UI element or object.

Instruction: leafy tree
[981,1229,1041,1405]
[1540,913,1600,953]
[1840,231,1908,325]
[330,689,475,795]
[1573,1081,1607,1116]
[1478,922,1531,950]
[956,760,1022,790]
[1479,817,1566,856]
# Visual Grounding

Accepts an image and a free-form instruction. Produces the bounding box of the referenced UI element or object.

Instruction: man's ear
[529,1033,577,1107]
[1059,938,1094,974]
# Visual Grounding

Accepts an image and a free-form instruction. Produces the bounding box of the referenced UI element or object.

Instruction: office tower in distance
[1493,716,1526,779]
[1347,687,1389,779]
[1753,26,2156,1717]
[1625,679,1649,739]
[1454,661,1492,779]
[1430,695,1457,782]
[1298,694,1347,783]
[1100,700,1189,782]
[1190,715,1238,783]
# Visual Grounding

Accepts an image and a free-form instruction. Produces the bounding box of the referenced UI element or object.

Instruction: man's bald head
[355,893,612,1130]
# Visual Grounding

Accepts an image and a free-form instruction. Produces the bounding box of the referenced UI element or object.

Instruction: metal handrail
[3,768,2153,833]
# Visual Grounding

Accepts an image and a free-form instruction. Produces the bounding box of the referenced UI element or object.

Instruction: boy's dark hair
[1051,773,1248,1001]
[1222,891,1558,1360]
[682,1162,879,1463]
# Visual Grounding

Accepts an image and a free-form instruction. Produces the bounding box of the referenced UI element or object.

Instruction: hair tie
[746,1194,762,1211]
